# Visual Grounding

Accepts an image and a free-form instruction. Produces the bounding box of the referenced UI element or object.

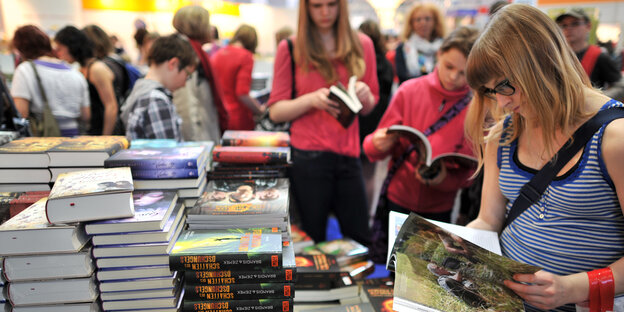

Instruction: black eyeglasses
[481,79,515,100]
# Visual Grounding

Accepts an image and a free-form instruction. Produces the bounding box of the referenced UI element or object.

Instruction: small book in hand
[387,125,477,179]
[328,75,363,128]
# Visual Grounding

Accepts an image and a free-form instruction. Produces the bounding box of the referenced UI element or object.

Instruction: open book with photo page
[388,213,541,312]
[387,125,477,179]
[329,75,363,128]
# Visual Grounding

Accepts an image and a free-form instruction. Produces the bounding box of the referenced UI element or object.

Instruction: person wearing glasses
[394,3,445,85]
[120,34,197,141]
[465,4,624,311]
[555,8,624,102]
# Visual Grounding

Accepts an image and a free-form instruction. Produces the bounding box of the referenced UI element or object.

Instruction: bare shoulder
[602,118,624,156]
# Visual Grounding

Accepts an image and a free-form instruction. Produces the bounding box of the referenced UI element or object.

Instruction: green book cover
[169,229,283,271]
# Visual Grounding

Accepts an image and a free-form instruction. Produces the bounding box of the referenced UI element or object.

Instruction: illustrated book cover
[212,146,290,164]
[302,238,369,267]
[389,213,541,312]
[169,228,283,271]
[0,198,89,256]
[328,75,363,128]
[387,125,477,179]
[47,135,128,166]
[0,137,65,168]
[105,146,208,170]
[221,130,290,147]
[85,190,178,234]
[188,178,289,221]
[46,167,134,224]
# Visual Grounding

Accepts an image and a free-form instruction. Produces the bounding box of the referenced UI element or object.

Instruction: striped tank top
[498,100,624,312]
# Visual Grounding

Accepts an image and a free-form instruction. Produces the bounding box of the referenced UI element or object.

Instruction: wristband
[597,268,614,312]
[588,269,601,312]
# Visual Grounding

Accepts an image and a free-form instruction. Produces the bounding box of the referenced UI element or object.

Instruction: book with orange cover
[221,130,290,147]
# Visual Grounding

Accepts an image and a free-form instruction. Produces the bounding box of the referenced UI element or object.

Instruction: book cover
[169,229,283,271]
[130,139,178,149]
[92,219,184,258]
[184,283,294,300]
[46,167,134,223]
[0,198,89,256]
[294,272,358,302]
[303,238,369,267]
[341,260,375,280]
[389,213,540,312]
[291,224,315,253]
[132,168,200,179]
[361,284,394,312]
[0,137,66,168]
[182,298,292,312]
[328,76,363,128]
[105,146,208,170]
[85,190,178,234]
[387,125,477,179]
[221,130,290,147]
[188,178,289,221]
[212,146,290,164]
[47,135,128,166]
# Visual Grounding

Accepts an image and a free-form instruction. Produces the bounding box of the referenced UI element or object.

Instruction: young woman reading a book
[363,26,479,223]
[465,4,624,311]
[267,0,379,246]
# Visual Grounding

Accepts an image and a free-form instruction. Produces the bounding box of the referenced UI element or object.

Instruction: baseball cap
[555,8,590,23]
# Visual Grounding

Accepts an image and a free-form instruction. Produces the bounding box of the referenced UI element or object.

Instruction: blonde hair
[401,3,446,41]
[295,0,364,83]
[173,5,211,43]
[465,4,592,171]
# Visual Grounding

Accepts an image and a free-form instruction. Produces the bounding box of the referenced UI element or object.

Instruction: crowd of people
[5,1,624,310]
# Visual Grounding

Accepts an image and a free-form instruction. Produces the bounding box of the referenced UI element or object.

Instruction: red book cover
[221,130,290,147]
[212,146,290,164]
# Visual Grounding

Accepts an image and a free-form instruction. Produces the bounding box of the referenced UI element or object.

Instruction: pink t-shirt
[363,69,474,213]
[211,45,255,130]
[268,33,379,157]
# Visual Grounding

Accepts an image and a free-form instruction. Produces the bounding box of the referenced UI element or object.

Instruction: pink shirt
[268,33,379,157]
[363,69,474,213]
[211,45,255,130]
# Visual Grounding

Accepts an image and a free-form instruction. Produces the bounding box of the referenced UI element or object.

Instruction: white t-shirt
[11,59,90,129]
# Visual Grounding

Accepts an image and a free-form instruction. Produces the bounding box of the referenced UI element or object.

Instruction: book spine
[132,168,199,179]
[184,269,295,285]
[184,283,294,300]
[182,299,292,312]
[221,138,289,148]
[169,253,282,272]
[212,151,288,164]
[105,158,198,169]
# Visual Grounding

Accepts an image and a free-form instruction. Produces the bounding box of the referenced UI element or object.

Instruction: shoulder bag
[256,38,294,132]
[28,61,61,137]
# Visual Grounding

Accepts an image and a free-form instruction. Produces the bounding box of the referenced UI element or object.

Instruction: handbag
[256,39,295,132]
[27,61,61,137]
[504,107,624,228]
[369,92,473,264]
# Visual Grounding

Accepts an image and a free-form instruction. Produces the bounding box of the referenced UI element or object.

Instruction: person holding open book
[363,26,479,224]
[465,4,624,311]
[267,0,379,246]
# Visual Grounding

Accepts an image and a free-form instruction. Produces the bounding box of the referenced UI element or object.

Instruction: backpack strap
[581,45,602,78]
[504,107,624,228]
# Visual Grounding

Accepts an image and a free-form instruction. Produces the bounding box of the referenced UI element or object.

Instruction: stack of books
[210,130,290,180]
[105,143,213,208]
[0,198,98,310]
[87,190,186,311]
[0,137,65,192]
[169,228,296,312]
[47,136,129,182]
[294,254,360,305]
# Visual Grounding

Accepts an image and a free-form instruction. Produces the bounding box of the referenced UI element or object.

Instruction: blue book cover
[85,191,178,234]
[130,139,178,149]
[132,168,200,180]
[105,146,207,170]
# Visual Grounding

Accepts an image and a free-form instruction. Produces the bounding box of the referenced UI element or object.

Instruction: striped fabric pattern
[498,100,624,312]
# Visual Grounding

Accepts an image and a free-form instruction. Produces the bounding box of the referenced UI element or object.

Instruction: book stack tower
[0,198,98,310]
[105,141,214,208]
[0,137,65,192]
[294,254,360,305]
[88,190,186,311]
[169,228,296,312]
